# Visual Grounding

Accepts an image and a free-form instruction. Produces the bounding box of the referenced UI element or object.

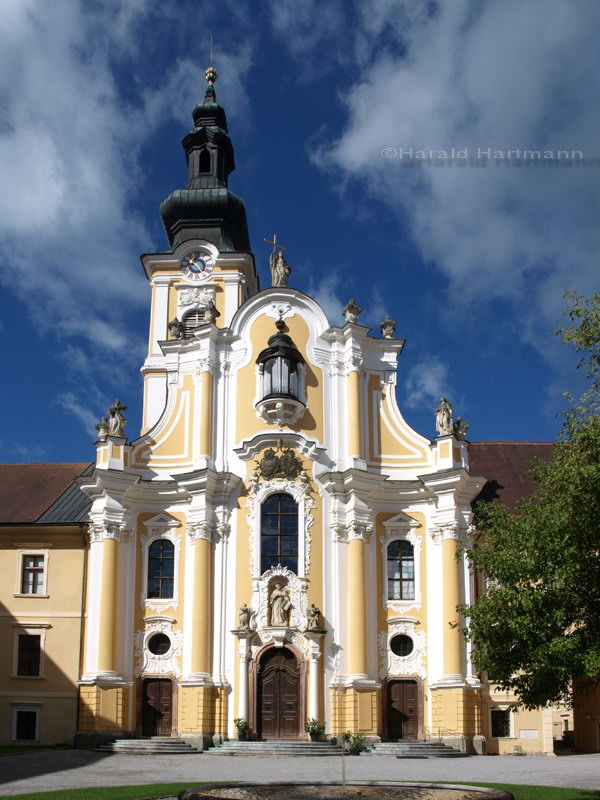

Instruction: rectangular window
[15,710,38,740]
[21,555,45,594]
[491,709,511,738]
[17,634,41,677]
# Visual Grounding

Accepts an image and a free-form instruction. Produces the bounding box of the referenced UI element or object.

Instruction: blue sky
[0,0,598,463]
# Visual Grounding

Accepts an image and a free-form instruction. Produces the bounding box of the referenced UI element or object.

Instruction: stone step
[208,741,342,757]
[365,741,468,758]
[95,738,199,755]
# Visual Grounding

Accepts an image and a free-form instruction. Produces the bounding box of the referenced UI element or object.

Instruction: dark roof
[0,463,93,524]
[468,442,554,512]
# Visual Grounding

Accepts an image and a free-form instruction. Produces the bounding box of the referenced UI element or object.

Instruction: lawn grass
[0,785,189,800]
[464,783,600,800]
[0,783,598,800]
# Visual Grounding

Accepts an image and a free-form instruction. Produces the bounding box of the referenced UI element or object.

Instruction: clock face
[180,250,213,281]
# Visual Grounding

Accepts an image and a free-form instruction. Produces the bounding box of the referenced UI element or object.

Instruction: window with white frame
[147,539,175,598]
[260,493,299,574]
[387,540,415,600]
[15,549,49,596]
[141,514,181,611]
[11,704,41,741]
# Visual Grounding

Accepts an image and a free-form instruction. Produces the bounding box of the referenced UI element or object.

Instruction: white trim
[381,514,422,612]
[246,479,314,578]
[140,514,182,614]
[378,617,427,680]
[11,704,41,741]
[134,616,183,678]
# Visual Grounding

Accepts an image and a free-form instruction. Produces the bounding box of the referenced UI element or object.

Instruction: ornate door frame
[248,642,307,740]
[381,676,424,741]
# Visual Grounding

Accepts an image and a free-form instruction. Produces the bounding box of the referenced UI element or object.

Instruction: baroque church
[1,68,594,754]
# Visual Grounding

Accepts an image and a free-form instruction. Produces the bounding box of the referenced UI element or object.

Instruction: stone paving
[0,750,598,797]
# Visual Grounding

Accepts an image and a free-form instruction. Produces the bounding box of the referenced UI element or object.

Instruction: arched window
[199,148,211,174]
[147,539,175,599]
[387,540,415,600]
[260,493,298,574]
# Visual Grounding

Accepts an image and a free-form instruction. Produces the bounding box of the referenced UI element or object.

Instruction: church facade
[0,68,586,754]
[74,68,492,751]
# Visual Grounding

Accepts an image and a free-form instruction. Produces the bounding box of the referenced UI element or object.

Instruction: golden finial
[205,66,217,85]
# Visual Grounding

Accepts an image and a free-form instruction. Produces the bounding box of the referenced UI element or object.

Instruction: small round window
[390,634,414,657]
[148,633,171,656]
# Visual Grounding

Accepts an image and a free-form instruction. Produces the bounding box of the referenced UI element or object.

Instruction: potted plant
[342,731,366,755]
[234,717,251,741]
[305,718,326,742]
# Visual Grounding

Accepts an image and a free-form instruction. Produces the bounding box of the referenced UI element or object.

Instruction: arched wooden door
[387,679,418,740]
[257,647,301,739]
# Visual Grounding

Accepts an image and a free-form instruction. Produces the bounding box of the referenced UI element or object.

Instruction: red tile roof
[0,463,92,523]
[468,442,554,512]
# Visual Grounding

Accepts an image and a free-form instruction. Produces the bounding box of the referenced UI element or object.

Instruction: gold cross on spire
[263,234,286,253]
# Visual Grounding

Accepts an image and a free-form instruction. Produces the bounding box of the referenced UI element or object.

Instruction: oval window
[390,634,414,657]
[147,633,171,655]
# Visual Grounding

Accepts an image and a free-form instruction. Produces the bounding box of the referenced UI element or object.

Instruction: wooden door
[141,679,172,736]
[258,648,300,739]
[387,680,418,740]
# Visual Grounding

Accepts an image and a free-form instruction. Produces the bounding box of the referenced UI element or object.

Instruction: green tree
[461,292,600,708]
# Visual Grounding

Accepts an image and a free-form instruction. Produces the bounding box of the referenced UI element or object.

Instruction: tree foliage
[461,292,600,708]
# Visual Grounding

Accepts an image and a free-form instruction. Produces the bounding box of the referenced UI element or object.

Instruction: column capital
[187,521,214,543]
[88,522,131,544]
[429,521,460,545]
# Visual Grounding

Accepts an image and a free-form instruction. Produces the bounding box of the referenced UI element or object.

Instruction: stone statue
[168,318,184,339]
[270,250,291,287]
[95,416,109,442]
[238,603,252,630]
[453,416,470,441]
[269,582,291,626]
[380,316,397,338]
[203,301,220,324]
[307,603,322,630]
[342,299,363,323]
[108,399,127,437]
[435,397,453,436]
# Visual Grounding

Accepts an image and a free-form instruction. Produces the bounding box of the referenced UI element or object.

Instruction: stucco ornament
[178,286,216,311]
[342,299,363,323]
[435,396,453,435]
[380,316,397,338]
[246,475,315,575]
[108,399,127,437]
[378,620,427,679]
[134,618,183,678]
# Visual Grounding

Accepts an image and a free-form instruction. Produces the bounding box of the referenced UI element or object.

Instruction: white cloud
[0,0,254,376]
[404,355,453,410]
[309,0,600,356]
[56,391,101,438]
[306,272,345,325]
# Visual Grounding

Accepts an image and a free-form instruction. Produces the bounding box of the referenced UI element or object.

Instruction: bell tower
[139,67,259,434]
